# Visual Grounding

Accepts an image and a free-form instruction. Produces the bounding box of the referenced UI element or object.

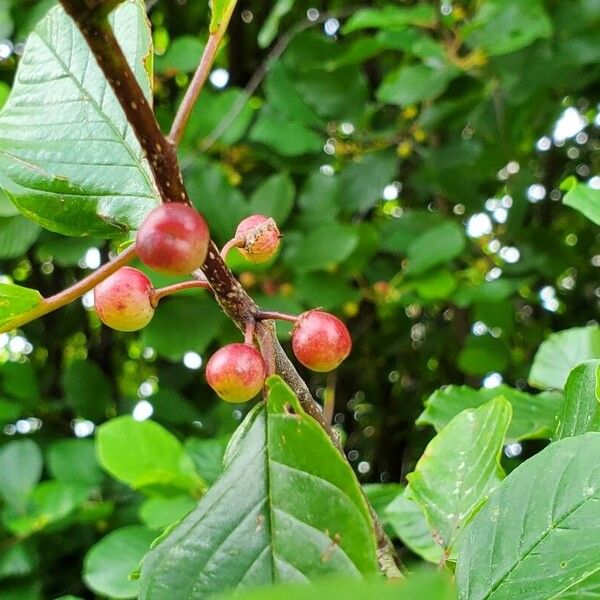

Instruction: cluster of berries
[93,204,351,403]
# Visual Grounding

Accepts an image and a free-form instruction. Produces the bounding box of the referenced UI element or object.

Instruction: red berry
[292,310,352,372]
[136,204,209,275]
[235,215,280,263]
[94,267,154,332]
[206,343,267,403]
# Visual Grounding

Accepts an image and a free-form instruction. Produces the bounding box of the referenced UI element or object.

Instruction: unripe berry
[292,310,352,372]
[136,204,209,275]
[94,267,154,332]
[206,343,267,403]
[235,215,280,263]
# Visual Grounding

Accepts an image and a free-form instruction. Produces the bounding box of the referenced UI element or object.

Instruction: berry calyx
[136,203,209,275]
[94,267,155,332]
[206,343,267,403]
[235,215,281,263]
[292,310,352,372]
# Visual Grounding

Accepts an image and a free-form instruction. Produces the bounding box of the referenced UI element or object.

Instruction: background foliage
[0,0,598,598]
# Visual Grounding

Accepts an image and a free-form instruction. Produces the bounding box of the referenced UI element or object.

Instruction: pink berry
[292,310,352,372]
[206,343,267,403]
[94,267,154,332]
[235,215,280,263]
[136,204,210,275]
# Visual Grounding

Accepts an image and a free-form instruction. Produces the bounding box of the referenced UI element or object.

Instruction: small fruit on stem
[136,204,209,275]
[94,267,154,331]
[206,343,267,403]
[235,215,280,263]
[292,310,352,372]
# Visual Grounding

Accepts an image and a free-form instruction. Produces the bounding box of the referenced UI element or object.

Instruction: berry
[206,343,267,403]
[235,215,280,263]
[94,267,154,332]
[136,204,209,275]
[292,310,352,372]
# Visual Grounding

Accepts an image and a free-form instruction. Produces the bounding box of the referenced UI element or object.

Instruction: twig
[220,237,243,259]
[0,244,137,334]
[152,279,210,304]
[323,372,336,425]
[256,310,298,323]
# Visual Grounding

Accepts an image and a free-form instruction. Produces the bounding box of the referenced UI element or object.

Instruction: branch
[59,1,401,576]
[0,244,137,334]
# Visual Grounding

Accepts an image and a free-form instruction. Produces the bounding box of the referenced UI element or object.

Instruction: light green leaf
[457,432,600,599]
[96,416,204,495]
[139,376,378,599]
[464,0,553,56]
[210,0,237,32]
[249,172,295,226]
[84,525,156,600]
[343,5,436,33]
[385,491,443,563]
[0,283,43,331]
[139,495,196,530]
[377,64,458,106]
[418,384,563,441]
[562,178,600,225]
[0,439,42,511]
[47,439,103,488]
[0,216,40,259]
[0,1,158,237]
[407,397,511,555]
[407,221,465,275]
[555,360,600,439]
[215,570,456,600]
[257,0,294,48]
[529,325,600,390]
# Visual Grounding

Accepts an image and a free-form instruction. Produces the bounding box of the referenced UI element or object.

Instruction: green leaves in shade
[249,173,295,226]
[84,525,156,599]
[139,376,377,600]
[96,416,204,496]
[418,384,563,441]
[0,216,40,259]
[529,325,600,390]
[555,360,600,439]
[0,440,42,511]
[457,433,600,600]
[343,5,437,33]
[406,221,466,275]
[562,177,600,225]
[0,1,158,237]
[0,283,42,331]
[62,360,112,422]
[215,570,456,600]
[47,439,103,488]
[407,397,511,556]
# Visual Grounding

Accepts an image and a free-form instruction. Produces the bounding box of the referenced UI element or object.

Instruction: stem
[244,318,255,346]
[220,237,243,259]
[169,31,225,146]
[0,244,137,334]
[256,310,298,324]
[152,279,210,304]
[323,372,337,426]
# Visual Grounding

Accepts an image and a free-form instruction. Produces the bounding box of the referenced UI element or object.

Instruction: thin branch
[152,279,210,304]
[0,244,137,334]
[256,310,298,324]
[220,237,243,259]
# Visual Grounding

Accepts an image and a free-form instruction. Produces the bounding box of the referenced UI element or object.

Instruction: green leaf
[385,492,443,563]
[155,36,204,73]
[0,216,40,259]
[62,359,112,422]
[210,0,237,32]
[529,325,600,390]
[0,439,43,511]
[407,397,511,555]
[343,5,437,33]
[257,0,295,48]
[139,376,378,599]
[555,360,600,439]
[185,437,228,485]
[464,0,553,56]
[0,580,41,600]
[377,64,458,106]
[1,361,39,401]
[96,416,204,495]
[249,173,295,226]
[284,224,359,273]
[139,495,196,530]
[84,525,156,600]
[457,335,509,376]
[562,179,600,225]
[406,221,466,275]
[295,273,361,311]
[456,432,600,599]
[47,439,103,488]
[0,1,158,237]
[0,541,37,579]
[0,283,43,331]
[142,296,227,361]
[418,384,563,441]
[215,570,456,600]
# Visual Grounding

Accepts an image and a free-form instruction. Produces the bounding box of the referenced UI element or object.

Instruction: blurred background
[0,0,598,597]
